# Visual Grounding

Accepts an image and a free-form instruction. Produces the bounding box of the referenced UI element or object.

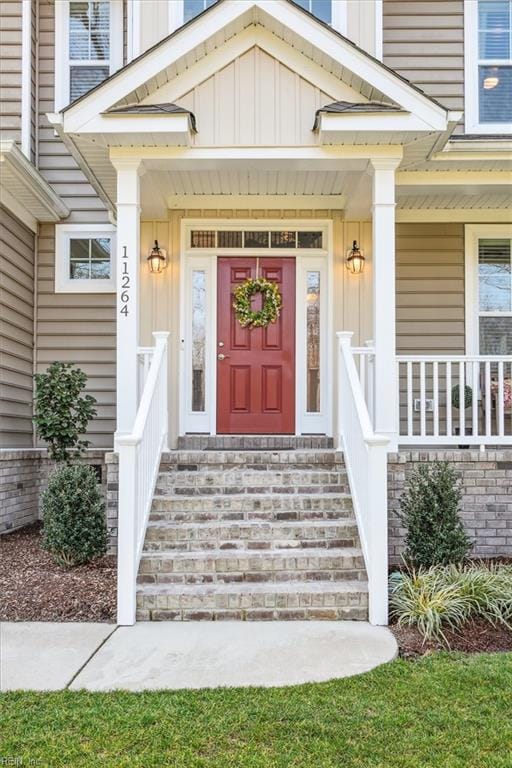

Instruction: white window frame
[464,0,512,134]
[179,219,333,437]
[55,223,117,293]
[54,0,123,111]
[465,223,512,354]
[168,0,347,35]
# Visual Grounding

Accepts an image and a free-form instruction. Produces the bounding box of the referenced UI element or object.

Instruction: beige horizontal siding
[35,223,116,448]
[0,0,22,143]
[396,223,465,355]
[37,0,110,222]
[0,205,34,447]
[383,0,464,115]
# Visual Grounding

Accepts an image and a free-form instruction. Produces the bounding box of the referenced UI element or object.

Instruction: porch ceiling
[140,169,358,216]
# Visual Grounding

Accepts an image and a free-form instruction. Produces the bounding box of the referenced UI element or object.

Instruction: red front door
[217,257,295,434]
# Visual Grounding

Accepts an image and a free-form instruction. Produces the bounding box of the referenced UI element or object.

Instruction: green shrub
[42,464,107,567]
[399,461,472,568]
[389,563,512,643]
[34,362,97,463]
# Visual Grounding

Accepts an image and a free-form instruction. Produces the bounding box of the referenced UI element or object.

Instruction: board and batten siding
[0,0,23,144]
[383,0,464,118]
[139,210,373,445]
[0,206,35,448]
[396,223,465,355]
[35,223,116,448]
[173,47,335,146]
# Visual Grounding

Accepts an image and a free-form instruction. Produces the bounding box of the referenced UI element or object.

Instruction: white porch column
[112,157,144,442]
[370,157,401,450]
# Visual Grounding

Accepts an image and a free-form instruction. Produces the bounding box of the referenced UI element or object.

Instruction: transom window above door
[188,228,326,251]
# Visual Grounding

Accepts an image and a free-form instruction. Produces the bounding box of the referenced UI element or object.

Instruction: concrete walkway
[1,621,397,692]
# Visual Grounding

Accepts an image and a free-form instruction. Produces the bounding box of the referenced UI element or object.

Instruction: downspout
[32,0,40,448]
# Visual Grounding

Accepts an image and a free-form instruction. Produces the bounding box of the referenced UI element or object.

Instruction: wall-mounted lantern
[147,240,167,274]
[346,240,365,275]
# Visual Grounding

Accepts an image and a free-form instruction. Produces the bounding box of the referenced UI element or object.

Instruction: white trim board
[179,219,333,437]
[21,0,32,159]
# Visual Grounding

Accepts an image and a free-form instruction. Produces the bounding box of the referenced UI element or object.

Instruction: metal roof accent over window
[104,103,197,132]
[313,101,405,130]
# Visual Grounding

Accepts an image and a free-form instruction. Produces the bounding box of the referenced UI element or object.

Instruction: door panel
[217,257,295,433]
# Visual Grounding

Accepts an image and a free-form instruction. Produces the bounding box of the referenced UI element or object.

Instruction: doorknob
[218,353,230,361]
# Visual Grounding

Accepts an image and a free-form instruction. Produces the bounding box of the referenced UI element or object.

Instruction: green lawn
[2,653,511,768]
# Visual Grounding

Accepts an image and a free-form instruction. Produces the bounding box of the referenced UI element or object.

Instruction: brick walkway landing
[136,437,368,621]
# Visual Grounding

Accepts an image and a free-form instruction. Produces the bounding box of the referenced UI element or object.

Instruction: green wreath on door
[233,277,282,328]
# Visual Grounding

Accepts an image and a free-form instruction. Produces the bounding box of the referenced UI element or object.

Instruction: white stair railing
[337,332,389,625]
[117,331,169,625]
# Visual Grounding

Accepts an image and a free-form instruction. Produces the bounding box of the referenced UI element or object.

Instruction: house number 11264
[120,245,130,316]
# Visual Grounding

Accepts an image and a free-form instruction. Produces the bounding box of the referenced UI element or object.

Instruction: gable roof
[59,0,451,134]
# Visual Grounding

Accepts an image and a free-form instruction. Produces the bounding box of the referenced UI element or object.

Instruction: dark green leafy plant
[42,464,107,567]
[451,384,472,410]
[399,461,472,568]
[34,362,97,462]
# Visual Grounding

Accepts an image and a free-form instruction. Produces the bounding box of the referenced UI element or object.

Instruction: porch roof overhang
[48,0,509,221]
[0,140,69,232]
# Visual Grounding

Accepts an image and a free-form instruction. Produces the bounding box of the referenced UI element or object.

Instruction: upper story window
[169,1,346,35]
[55,0,123,110]
[465,0,512,133]
[184,0,219,24]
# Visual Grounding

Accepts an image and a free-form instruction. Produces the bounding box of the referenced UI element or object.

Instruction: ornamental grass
[389,562,512,644]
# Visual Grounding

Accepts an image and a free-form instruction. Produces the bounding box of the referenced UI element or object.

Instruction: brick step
[155,469,348,495]
[144,519,360,551]
[136,580,368,621]
[177,436,335,451]
[150,493,354,522]
[138,547,366,584]
[160,449,341,471]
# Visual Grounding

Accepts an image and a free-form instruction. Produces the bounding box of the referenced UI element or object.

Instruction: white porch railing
[117,331,169,625]
[137,346,154,403]
[337,332,389,625]
[397,355,512,446]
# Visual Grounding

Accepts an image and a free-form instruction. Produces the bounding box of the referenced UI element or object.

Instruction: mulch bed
[0,523,116,622]
[391,620,512,659]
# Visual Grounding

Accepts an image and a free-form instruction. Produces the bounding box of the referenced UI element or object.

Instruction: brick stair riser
[137,590,368,611]
[137,590,367,611]
[144,523,359,551]
[177,437,335,450]
[139,569,366,585]
[160,452,341,469]
[139,552,365,579]
[157,469,346,484]
[137,607,368,621]
[155,478,348,498]
[150,495,354,522]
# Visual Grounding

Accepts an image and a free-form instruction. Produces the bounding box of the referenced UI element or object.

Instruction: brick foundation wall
[0,450,117,553]
[388,450,512,562]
